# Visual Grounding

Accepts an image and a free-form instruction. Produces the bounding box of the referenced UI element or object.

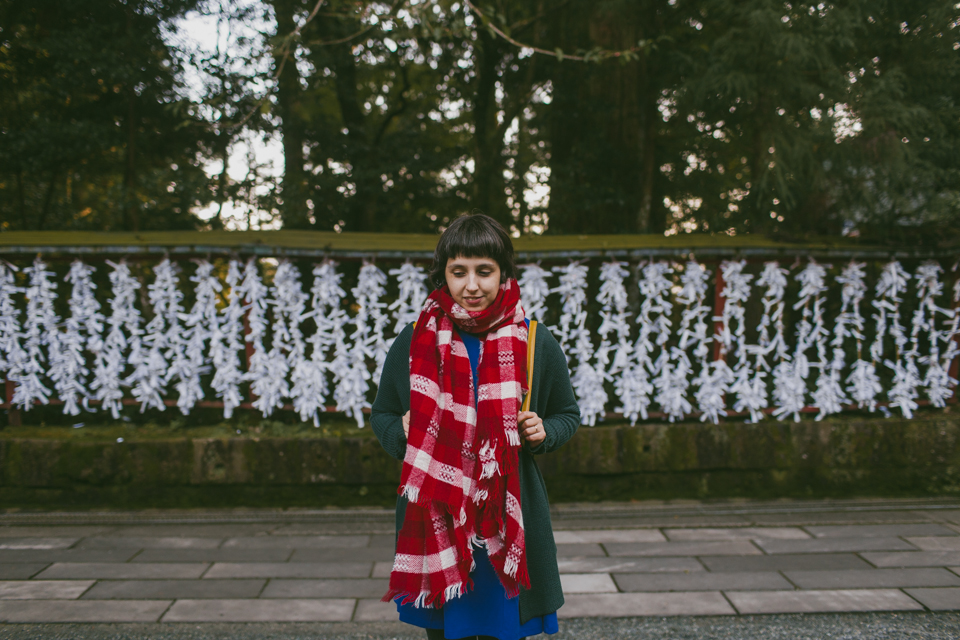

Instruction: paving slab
[36,562,210,579]
[555,515,751,530]
[367,534,396,549]
[605,541,760,557]
[905,537,960,551]
[614,571,792,593]
[0,580,94,599]
[785,568,960,590]
[0,538,79,550]
[559,573,618,594]
[81,579,266,600]
[290,548,394,563]
[702,553,874,573]
[862,551,960,568]
[556,557,705,574]
[372,562,394,578]
[663,528,809,541]
[556,543,607,557]
[354,598,400,622]
[749,511,933,526]
[560,591,735,617]
[553,530,666,544]
[805,524,958,538]
[269,523,394,536]
[926,510,960,524]
[0,526,117,538]
[261,579,388,599]
[754,537,916,554]
[133,549,291,563]
[0,549,137,563]
[205,562,373,579]
[76,537,223,550]
[0,599,171,622]
[161,598,356,622]
[221,536,370,549]
[904,587,960,610]
[726,589,924,614]
[0,564,48,580]
[108,524,279,537]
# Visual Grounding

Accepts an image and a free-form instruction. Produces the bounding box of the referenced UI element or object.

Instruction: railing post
[5,377,19,428]
[243,304,257,404]
[950,268,960,405]
[712,260,726,363]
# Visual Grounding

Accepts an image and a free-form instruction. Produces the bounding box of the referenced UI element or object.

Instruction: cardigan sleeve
[528,324,580,455]
[371,323,413,461]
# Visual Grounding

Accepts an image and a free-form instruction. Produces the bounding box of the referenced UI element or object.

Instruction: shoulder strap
[522,320,537,412]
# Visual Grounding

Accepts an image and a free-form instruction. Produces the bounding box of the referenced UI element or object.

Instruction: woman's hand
[518,411,546,448]
[402,410,410,438]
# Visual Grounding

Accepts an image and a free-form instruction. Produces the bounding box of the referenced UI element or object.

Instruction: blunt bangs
[429,213,517,288]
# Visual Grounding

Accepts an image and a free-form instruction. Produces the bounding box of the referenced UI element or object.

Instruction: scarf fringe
[398,484,421,505]
[382,580,471,608]
[478,440,500,479]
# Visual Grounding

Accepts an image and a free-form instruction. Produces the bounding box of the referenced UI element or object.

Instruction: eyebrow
[447,260,497,270]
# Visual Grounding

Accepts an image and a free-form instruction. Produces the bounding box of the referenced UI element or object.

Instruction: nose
[465,272,480,291]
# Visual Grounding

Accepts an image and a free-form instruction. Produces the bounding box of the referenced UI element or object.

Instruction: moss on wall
[1,410,957,510]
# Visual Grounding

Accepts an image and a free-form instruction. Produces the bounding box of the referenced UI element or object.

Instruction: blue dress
[397,324,559,640]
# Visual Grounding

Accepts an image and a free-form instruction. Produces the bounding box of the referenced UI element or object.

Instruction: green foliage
[0,0,214,231]
[1,0,958,243]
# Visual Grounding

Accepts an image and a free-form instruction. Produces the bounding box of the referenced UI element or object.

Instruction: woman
[371,213,580,640]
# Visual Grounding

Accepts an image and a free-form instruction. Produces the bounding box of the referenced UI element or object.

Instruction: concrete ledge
[1,412,958,509]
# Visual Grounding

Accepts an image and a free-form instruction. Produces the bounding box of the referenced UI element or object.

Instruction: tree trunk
[635,1,664,235]
[16,168,26,229]
[123,83,138,232]
[122,5,138,232]
[37,166,58,231]
[472,29,508,227]
[328,38,376,231]
[273,0,309,229]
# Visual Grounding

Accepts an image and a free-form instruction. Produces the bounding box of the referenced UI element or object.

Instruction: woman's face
[445,255,501,311]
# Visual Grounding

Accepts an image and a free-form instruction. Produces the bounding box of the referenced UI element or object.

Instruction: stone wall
[1,412,958,509]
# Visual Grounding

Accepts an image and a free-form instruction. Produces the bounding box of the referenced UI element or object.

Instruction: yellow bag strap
[411,320,538,412]
[522,320,537,412]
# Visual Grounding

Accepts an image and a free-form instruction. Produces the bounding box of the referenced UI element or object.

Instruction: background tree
[1,0,957,244]
[0,0,214,231]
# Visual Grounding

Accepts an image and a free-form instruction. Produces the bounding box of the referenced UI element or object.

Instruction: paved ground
[1,498,960,632]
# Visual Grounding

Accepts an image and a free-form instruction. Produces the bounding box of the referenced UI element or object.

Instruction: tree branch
[373,63,411,147]
[304,0,406,47]
[464,0,640,63]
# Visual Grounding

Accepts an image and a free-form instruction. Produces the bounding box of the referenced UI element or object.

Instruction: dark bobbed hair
[428,213,517,289]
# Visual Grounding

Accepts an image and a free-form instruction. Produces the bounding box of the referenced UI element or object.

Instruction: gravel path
[2,614,960,639]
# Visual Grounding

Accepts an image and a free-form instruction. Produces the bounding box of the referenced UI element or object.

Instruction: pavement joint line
[198,563,214,579]
[719,590,741,614]
[349,598,360,622]
[77,579,98,600]
[779,569,800,590]
[748,538,767,555]
[899,587,932,612]
[4,498,960,526]
[156,598,177,623]
[256,577,271,599]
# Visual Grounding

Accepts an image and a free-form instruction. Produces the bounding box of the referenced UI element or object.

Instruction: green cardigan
[371,322,581,624]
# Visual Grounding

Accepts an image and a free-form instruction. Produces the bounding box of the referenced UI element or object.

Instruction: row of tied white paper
[0,257,957,427]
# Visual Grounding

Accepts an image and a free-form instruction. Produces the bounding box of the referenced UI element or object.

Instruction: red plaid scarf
[383,278,530,608]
